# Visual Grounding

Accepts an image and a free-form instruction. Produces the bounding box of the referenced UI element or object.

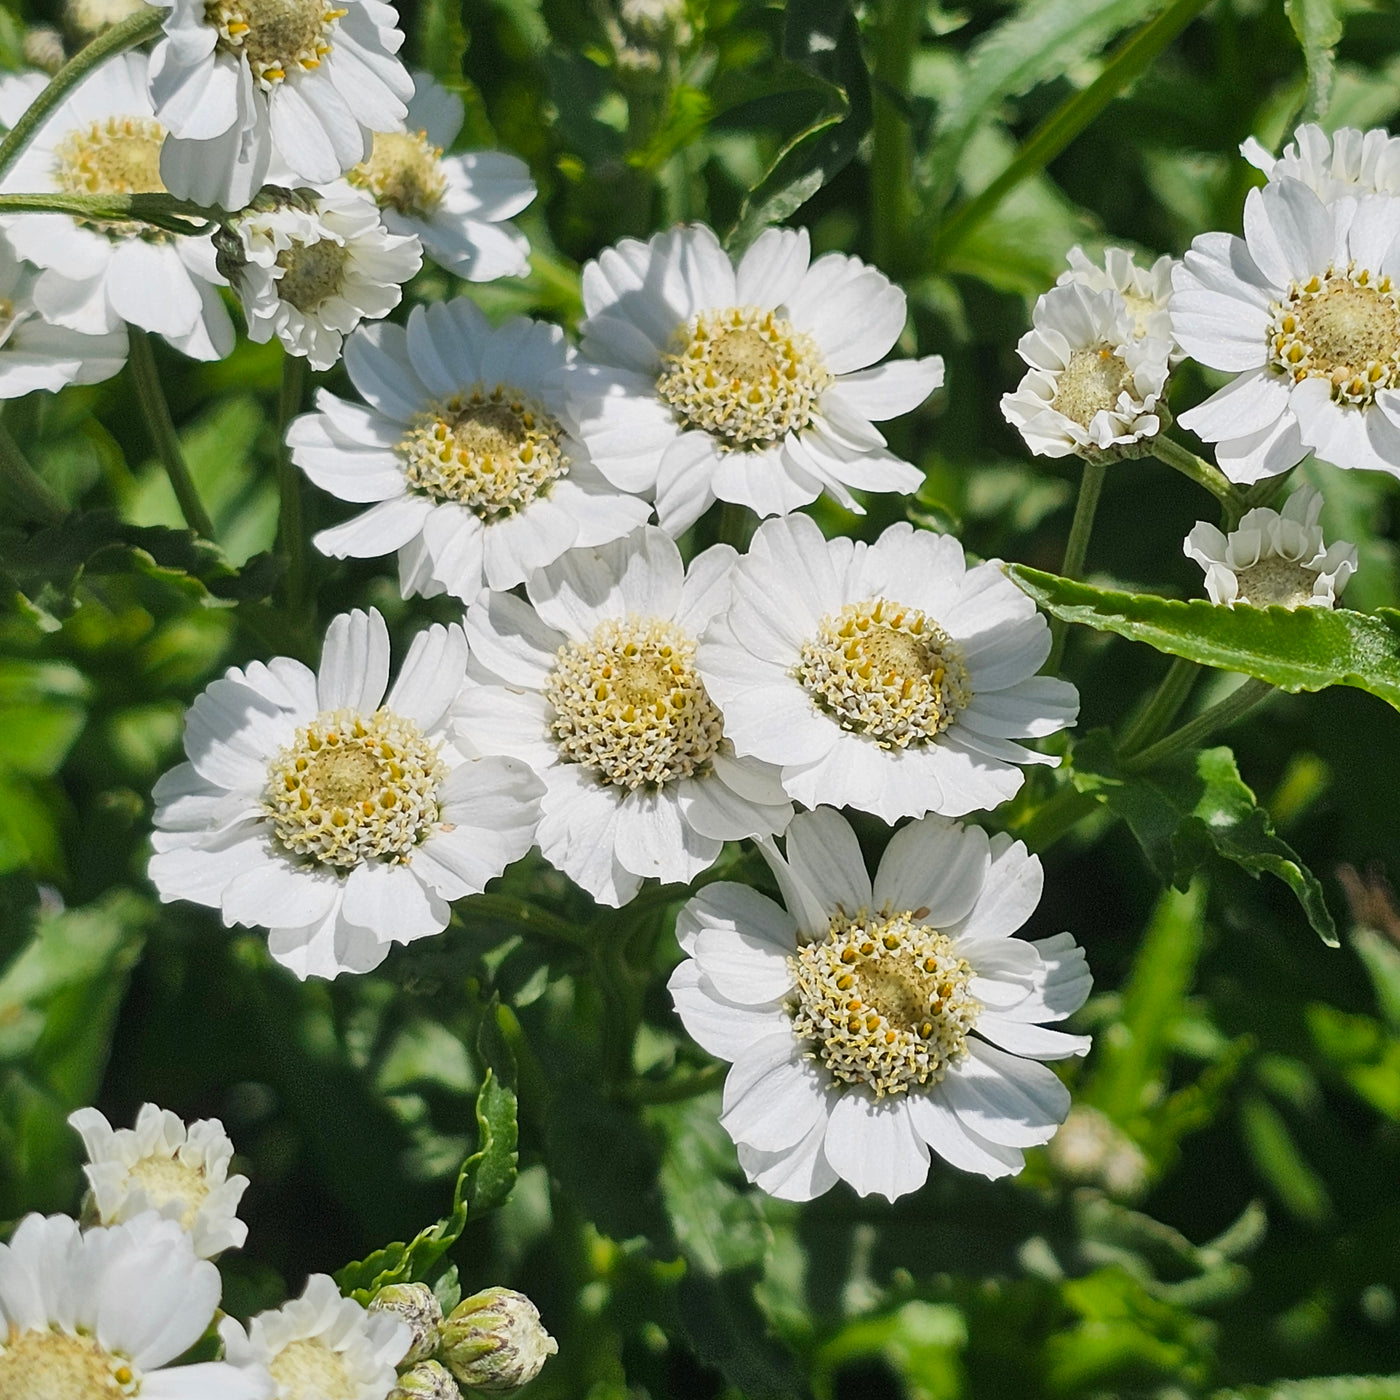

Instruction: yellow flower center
[204,0,346,88]
[655,306,831,449]
[53,115,168,239]
[1052,345,1134,427]
[349,129,446,218]
[268,1338,357,1400]
[264,707,445,868]
[275,237,350,313]
[797,597,970,749]
[790,910,980,1098]
[399,386,570,521]
[545,618,724,789]
[126,1151,213,1231]
[0,1328,140,1400]
[1233,557,1321,608]
[1269,265,1400,405]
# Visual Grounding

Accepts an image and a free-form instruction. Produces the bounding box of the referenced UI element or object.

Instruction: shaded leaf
[1286,0,1343,122]
[678,1267,809,1400]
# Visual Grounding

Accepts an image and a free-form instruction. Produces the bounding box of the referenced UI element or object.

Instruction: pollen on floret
[350,129,447,218]
[204,0,345,90]
[1052,343,1135,428]
[0,1327,142,1400]
[53,115,168,239]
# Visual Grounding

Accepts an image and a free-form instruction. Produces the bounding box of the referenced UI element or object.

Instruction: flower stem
[871,0,923,274]
[0,415,65,524]
[1012,785,1102,852]
[1123,677,1274,772]
[277,351,308,609]
[128,327,215,539]
[459,893,592,950]
[0,7,167,185]
[1118,655,1199,756]
[0,191,216,236]
[1153,434,1247,513]
[1045,455,1107,673]
[624,1062,726,1105]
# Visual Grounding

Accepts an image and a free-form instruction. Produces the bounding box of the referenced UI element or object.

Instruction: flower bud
[22,27,65,73]
[440,1288,558,1392]
[390,1360,462,1400]
[369,1282,443,1367]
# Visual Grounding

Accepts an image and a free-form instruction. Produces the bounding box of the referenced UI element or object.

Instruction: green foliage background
[5,0,1400,1396]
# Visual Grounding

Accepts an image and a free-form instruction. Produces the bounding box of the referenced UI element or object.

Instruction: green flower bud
[440,1287,558,1393]
[390,1360,463,1400]
[369,1282,444,1367]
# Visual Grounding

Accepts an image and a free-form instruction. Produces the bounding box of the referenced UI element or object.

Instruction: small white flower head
[439,1288,557,1392]
[150,0,414,210]
[221,183,421,371]
[288,298,648,601]
[65,0,147,44]
[22,27,65,76]
[696,514,1079,822]
[669,807,1092,1202]
[148,607,544,979]
[347,73,534,281]
[1001,283,1171,459]
[221,1273,409,1400]
[1184,483,1357,608]
[569,223,944,534]
[0,1211,271,1400]
[1057,244,1179,351]
[1170,179,1400,483]
[0,55,234,361]
[68,1102,250,1258]
[455,526,794,908]
[1242,123,1400,202]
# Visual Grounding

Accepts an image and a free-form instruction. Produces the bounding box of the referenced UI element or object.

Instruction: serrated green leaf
[1009,564,1400,713]
[1285,0,1344,123]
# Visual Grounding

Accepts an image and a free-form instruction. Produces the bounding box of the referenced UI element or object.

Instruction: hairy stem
[1123,677,1274,772]
[0,192,216,236]
[277,352,308,609]
[871,0,923,273]
[1153,434,1247,512]
[1118,655,1199,756]
[1045,456,1107,673]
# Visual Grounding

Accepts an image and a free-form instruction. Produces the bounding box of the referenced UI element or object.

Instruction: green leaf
[1285,0,1344,123]
[677,1267,808,1400]
[1239,1093,1331,1224]
[1009,564,1400,714]
[1072,733,1336,944]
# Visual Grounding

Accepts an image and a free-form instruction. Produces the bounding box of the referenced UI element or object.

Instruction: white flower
[1242,123,1400,202]
[568,223,944,534]
[221,1273,408,1400]
[696,514,1078,822]
[223,184,420,371]
[0,55,233,361]
[1184,483,1357,608]
[68,1102,249,1258]
[668,807,1091,1202]
[1170,179,1400,483]
[454,527,794,908]
[347,72,534,281]
[150,0,413,210]
[0,1211,271,1399]
[1001,282,1170,458]
[288,298,649,601]
[149,607,544,979]
[1056,243,1179,351]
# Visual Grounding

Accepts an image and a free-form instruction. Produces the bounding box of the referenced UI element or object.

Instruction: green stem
[0,8,167,185]
[459,893,591,950]
[128,328,215,539]
[0,415,65,524]
[277,352,308,609]
[1118,655,1199,756]
[624,1062,726,1105]
[1153,435,1247,513]
[1012,786,1102,852]
[0,192,216,235]
[1123,677,1274,772]
[1045,456,1107,674]
[870,0,922,273]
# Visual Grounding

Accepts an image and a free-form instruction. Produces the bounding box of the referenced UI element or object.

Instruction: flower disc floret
[0,1329,140,1400]
[276,237,352,313]
[265,706,445,868]
[400,386,568,521]
[1052,346,1135,427]
[350,129,447,217]
[798,598,971,750]
[791,910,980,1099]
[545,618,724,790]
[655,305,832,448]
[204,0,345,88]
[53,114,168,240]
[269,1337,356,1398]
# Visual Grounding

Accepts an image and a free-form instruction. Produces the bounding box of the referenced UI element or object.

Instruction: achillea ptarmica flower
[1000,282,1171,459]
[1184,483,1357,608]
[0,1211,271,1399]
[1170,178,1400,483]
[68,1101,250,1258]
[439,1288,557,1393]
[148,607,544,979]
[568,223,944,534]
[220,184,421,371]
[287,299,648,600]
[221,1273,409,1400]
[668,807,1092,1201]
[1241,123,1400,202]
[455,527,794,908]
[64,0,146,44]
[348,72,535,281]
[696,514,1079,822]
[150,0,413,210]
[1056,244,1179,352]
[0,55,234,361]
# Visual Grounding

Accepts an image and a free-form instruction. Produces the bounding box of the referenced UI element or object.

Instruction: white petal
[940,1040,1070,1146]
[822,1093,930,1201]
[905,1090,1024,1178]
[784,807,872,915]
[873,817,988,924]
[386,622,467,728]
[720,1034,830,1152]
[735,1114,840,1202]
[667,959,788,1059]
[343,860,450,942]
[317,608,391,712]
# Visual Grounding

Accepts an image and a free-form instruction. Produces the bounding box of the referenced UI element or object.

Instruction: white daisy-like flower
[1056,244,1179,351]
[221,1273,408,1400]
[1241,123,1400,202]
[287,298,649,602]
[1183,483,1357,608]
[0,55,233,361]
[454,527,794,908]
[0,1211,271,1399]
[347,71,535,281]
[1170,178,1400,483]
[696,514,1079,822]
[68,1102,249,1259]
[668,806,1091,1202]
[568,223,944,534]
[150,0,413,211]
[221,183,420,371]
[148,607,544,979]
[1001,282,1171,459]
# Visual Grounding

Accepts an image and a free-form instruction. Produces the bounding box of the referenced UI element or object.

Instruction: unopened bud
[440,1287,558,1392]
[370,1282,443,1366]
[22,26,64,73]
[64,0,144,43]
[390,1360,462,1400]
